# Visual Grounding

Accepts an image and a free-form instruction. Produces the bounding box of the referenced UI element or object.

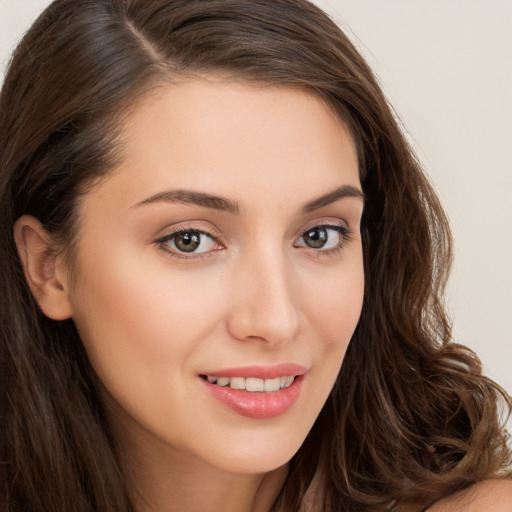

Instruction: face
[65,79,364,474]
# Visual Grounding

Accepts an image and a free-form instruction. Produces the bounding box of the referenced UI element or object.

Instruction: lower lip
[201,375,305,419]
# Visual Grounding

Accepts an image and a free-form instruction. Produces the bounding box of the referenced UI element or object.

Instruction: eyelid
[153,220,223,242]
[296,218,351,239]
[296,224,350,243]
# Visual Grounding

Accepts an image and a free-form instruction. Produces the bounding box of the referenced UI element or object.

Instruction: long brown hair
[1,1,510,511]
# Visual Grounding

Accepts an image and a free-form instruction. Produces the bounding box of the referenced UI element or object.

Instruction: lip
[199,364,307,419]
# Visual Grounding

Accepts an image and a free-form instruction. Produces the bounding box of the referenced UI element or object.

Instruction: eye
[158,229,219,255]
[295,225,347,250]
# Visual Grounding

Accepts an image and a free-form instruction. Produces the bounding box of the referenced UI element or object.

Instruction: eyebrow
[134,189,241,214]
[301,185,364,213]
[133,184,364,215]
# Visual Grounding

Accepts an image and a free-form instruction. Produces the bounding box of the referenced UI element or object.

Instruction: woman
[0,0,510,510]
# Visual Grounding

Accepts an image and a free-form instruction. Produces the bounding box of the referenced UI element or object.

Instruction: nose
[226,249,300,346]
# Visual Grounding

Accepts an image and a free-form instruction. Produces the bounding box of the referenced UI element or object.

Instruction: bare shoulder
[427,479,512,511]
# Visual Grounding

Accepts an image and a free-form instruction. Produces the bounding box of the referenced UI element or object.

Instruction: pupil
[305,228,327,248]
[175,231,200,252]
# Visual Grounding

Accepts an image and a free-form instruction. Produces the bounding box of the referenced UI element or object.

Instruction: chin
[212,450,295,475]
[198,426,309,475]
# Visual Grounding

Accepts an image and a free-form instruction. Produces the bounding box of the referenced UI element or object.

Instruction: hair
[1,0,510,511]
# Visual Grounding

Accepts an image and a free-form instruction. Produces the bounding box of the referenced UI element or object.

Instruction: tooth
[246,378,264,392]
[283,376,294,388]
[264,377,281,392]
[229,377,245,390]
[212,375,295,391]
[216,377,230,387]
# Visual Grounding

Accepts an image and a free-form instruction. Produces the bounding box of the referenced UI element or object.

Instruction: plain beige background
[1,1,511,413]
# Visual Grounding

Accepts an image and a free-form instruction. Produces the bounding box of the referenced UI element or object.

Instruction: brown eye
[174,231,201,252]
[303,227,328,248]
[163,230,217,254]
[295,225,346,250]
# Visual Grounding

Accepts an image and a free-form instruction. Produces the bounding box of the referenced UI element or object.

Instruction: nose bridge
[226,243,300,345]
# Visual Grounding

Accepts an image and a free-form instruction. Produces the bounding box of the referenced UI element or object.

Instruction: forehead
[86,78,360,213]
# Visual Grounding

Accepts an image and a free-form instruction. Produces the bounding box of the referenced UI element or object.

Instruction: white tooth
[216,377,230,387]
[207,376,218,383]
[246,378,264,392]
[264,377,281,392]
[280,376,287,388]
[229,377,245,390]
[283,376,294,388]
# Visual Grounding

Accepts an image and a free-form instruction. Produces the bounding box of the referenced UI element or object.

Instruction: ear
[14,215,74,320]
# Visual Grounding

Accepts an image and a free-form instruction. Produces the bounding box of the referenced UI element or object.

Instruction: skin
[14,79,512,511]
[16,79,365,511]
[427,479,512,511]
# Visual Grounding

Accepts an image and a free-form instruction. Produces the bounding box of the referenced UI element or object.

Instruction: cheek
[68,245,225,389]
[298,254,365,400]
[304,260,364,349]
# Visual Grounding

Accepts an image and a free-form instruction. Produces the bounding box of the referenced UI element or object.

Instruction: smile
[203,375,295,392]
[200,364,307,419]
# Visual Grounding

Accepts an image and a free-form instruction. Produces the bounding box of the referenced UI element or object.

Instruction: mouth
[200,375,296,392]
[199,364,307,419]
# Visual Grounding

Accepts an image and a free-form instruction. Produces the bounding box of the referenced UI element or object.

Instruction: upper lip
[201,363,307,380]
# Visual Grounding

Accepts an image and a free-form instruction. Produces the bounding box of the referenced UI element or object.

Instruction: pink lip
[199,364,307,419]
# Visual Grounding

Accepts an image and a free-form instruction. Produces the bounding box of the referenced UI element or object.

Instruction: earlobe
[14,215,74,321]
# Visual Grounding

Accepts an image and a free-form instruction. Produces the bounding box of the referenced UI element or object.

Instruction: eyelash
[154,223,353,260]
